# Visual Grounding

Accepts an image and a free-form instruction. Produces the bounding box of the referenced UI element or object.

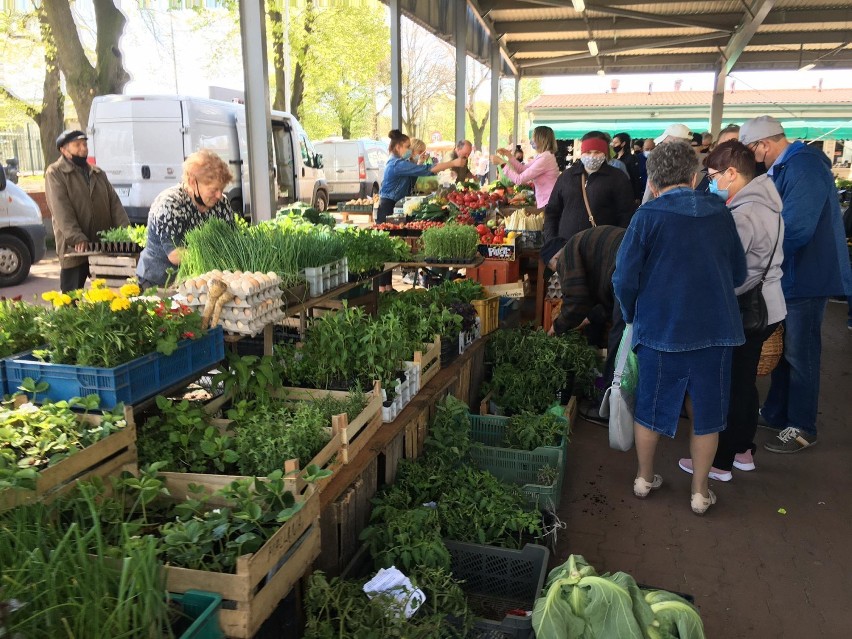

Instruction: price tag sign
[478,243,516,261]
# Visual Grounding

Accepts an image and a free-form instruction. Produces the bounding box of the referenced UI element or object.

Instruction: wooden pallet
[88,254,138,288]
[0,406,137,511]
[316,456,378,577]
[162,473,321,639]
[413,336,441,388]
[403,403,430,460]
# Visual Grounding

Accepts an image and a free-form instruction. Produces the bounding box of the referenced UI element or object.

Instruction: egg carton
[217,299,280,323]
[221,308,287,336]
[177,270,283,300]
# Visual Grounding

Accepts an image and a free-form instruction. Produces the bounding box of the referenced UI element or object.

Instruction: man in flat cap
[45,129,129,292]
[739,115,852,454]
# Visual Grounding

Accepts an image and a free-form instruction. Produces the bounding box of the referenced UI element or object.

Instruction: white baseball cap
[654,123,693,144]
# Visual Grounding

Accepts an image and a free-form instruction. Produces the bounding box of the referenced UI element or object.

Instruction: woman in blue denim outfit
[613,141,747,515]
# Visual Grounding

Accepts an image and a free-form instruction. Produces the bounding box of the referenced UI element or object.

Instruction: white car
[0,167,46,287]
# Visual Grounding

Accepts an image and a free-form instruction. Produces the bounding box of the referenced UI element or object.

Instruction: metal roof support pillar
[710,65,726,138]
[489,43,500,180]
[455,1,467,145]
[389,0,402,131]
[239,0,274,222]
[513,76,520,148]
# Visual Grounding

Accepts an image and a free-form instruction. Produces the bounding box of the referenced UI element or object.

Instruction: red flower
[182,331,196,339]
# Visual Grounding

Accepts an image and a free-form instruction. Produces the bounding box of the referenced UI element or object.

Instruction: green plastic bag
[616,325,639,397]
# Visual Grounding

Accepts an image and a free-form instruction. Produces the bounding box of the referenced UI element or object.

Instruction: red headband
[581,138,609,154]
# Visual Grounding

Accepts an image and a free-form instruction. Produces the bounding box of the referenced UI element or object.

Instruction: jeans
[761,297,828,436]
[714,321,780,470]
[59,263,89,293]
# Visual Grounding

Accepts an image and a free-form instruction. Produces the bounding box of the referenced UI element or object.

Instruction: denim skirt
[634,344,732,437]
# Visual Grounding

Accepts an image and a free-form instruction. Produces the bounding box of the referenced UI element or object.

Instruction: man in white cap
[45,129,129,292]
[739,115,852,453]
[640,124,705,203]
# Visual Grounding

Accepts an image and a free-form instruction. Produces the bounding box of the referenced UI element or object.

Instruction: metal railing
[0,124,46,174]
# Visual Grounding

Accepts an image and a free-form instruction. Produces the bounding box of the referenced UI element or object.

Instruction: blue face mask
[530,140,538,151]
[401,149,412,160]
[708,175,729,201]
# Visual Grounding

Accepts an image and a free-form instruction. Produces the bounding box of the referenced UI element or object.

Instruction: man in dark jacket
[45,130,129,292]
[551,226,626,400]
[740,116,852,453]
[612,132,642,201]
[542,132,635,268]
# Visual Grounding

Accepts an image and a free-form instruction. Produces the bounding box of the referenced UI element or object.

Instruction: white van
[0,167,46,287]
[88,95,329,223]
[314,139,388,203]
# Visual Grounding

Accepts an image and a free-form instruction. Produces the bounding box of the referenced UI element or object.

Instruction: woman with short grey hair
[613,141,748,515]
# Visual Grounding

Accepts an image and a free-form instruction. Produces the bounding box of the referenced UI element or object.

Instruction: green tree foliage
[272,0,388,140]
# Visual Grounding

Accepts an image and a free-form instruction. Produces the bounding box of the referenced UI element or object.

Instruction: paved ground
[557,301,852,639]
[2,249,60,302]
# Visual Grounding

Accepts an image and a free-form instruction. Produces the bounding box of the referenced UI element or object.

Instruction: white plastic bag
[599,324,636,451]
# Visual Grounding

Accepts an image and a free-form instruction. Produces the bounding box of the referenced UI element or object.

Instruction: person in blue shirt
[377,130,464,290]
[613,141,747,516]
[739,116,852,453]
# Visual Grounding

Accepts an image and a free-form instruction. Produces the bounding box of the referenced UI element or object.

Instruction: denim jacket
[613,188,747,352]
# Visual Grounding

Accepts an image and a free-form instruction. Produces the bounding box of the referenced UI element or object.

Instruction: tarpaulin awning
[533,120,852,140]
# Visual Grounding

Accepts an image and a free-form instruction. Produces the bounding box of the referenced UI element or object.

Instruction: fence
[0,124,46,174]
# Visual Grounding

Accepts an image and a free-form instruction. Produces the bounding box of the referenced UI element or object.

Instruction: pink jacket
[502,151,560,209]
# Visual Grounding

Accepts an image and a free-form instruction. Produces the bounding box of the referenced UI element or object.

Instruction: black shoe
[579,406,608,427]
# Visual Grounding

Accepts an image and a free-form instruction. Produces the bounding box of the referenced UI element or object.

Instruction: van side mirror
[315,153,323,169]
[0,167,6,192]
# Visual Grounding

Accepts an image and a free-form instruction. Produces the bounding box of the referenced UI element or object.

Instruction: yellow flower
[110,297,131,312]
[119,283,141,298]
[52,293,72,308]
[91,279,107,289]
[42,291,58,302]
[83,287,116,303]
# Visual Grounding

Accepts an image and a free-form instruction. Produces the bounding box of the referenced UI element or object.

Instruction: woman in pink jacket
[492,126,560,209]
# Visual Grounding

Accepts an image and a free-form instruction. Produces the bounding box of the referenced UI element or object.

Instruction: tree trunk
[290,0,315,119]
[468,108,489,152]
[35,9,64,168]
[269,6,288,111]
[43,0,128,128]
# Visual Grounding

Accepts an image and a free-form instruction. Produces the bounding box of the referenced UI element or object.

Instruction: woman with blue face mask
[677,140,786,482]
[376,130,464,290]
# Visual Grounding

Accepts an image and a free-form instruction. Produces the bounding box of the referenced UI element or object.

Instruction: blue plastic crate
[170,590,225,639]
[5,327,224,408]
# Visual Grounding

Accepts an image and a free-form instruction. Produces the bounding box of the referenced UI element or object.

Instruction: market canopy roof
[391,0,852,77]
[537,119,852,139]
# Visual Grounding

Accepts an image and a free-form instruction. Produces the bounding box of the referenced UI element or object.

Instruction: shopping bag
[599,324,638,451]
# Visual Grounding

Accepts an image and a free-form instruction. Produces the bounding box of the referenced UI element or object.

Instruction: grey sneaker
[764,427,817,454]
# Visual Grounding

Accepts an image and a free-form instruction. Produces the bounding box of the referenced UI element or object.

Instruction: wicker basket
[757,324,784,376]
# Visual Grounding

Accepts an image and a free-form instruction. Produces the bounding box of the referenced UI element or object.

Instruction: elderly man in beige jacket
[45,130,129,292]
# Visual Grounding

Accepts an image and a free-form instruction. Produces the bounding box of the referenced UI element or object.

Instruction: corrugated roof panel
[526,89,852,109]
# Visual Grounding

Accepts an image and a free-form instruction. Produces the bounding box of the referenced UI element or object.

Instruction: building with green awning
[527,88,852,142]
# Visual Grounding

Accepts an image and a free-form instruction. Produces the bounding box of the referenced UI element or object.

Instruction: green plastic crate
[170,590,224,639]
[445,540,549,639]
[468,414,566,511]
[468,414,568,460]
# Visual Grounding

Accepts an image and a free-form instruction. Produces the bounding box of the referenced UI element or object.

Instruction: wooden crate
[316,456,378,577]
[280,381,382,466]
[471,296,500,335]
[162,473,321,639]
[543,298,563,334]
[0,406,137,511]
[413,336,441,388]
[88,254,138,288]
